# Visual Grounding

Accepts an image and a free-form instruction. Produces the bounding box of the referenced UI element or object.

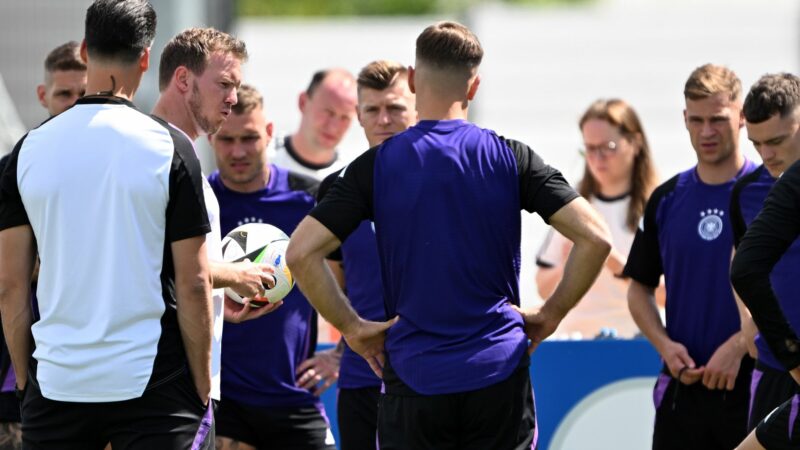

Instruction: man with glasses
[625,64,756,449]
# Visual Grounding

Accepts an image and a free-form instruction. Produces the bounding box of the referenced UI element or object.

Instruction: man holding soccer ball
[207,84,336,450]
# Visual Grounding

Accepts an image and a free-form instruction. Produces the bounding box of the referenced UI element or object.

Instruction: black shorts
[215,398,335,450]
[754,392,800,450]
[21,368,213,450]
[0,393,19,423]
[748,361,797,431]
[337,386,379,450]
[377,357,536,450]
[651,361,752,450]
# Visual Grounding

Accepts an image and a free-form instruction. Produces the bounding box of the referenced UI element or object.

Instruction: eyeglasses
[579,141,618,158]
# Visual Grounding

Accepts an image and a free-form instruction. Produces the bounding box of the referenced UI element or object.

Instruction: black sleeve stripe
[162,122,211,242]
[503,137,580,221]
[730,166,763,249]
[317,169,345,261]
[288,171,321,199]
[0,135,31,232]
[622,174,679,288]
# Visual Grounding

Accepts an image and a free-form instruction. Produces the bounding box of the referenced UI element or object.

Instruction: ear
[467,74,481,100]
[682,109,689,129]
[79,40,88,63]
[298,92,308,112]
[266,121,274,140]
[407,66,416,94]
[36,84,48,108]
[174,66,191,94]
[356,104,364,126]
[139,47,150,72]
[738,108,745,129]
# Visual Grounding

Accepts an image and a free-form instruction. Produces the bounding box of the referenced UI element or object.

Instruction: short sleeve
[729,178,747,249]
[0,137,31,231]
[309,146,377,242]
[623,177,675,288]
[729,168,763,249]
[165,130,211,242]
[317,170,344,261]
[505,138,579,221]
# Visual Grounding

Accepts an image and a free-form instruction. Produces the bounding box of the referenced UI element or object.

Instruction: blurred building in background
[0,0,798,313]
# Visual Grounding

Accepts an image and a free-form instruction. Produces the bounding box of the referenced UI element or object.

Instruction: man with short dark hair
[286,21,611,449]
[36,41,87,117]
[626,64,757,449]
[271,68,357,181]
[730,73,800,450]
[0,1,216,448]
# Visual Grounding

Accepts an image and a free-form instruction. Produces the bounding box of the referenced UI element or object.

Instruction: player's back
[10,97,199,402]
[374,119,527,395]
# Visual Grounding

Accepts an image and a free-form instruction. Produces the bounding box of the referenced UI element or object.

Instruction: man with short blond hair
[152,28,291,434]
[626,64,756,449]
[287,21,611,449]
[311,59,417,450]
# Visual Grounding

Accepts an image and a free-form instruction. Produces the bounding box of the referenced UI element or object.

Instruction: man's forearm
[0,285,32,389]
[209,261,249,289]
[0,226,37,389]
[628,280,670,352]
[176,275,213,400]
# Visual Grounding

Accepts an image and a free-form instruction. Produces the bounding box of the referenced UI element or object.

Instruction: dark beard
[188,81,219,135]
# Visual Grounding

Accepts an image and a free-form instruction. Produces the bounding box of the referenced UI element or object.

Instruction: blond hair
[158,27,247,91]
[684,64,742,102]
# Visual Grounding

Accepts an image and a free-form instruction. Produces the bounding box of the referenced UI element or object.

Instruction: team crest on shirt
[697,209,724,241]
[237,216,264,227]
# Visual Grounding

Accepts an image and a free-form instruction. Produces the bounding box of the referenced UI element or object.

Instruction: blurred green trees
[238,0,591,16]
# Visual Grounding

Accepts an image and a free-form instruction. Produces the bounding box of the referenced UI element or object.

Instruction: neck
[152,91,199,141]
[85,65,140,102]
[696,150,745,185]
[598,177,631,198]
[415,91,469,121]
[289,132,336,165]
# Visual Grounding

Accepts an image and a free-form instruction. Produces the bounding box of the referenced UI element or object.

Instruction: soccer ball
[220,223,295,307]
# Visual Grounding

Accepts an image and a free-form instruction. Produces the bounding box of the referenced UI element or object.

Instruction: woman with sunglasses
[536,98,659,339]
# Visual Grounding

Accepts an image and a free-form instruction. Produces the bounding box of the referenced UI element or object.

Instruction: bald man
[271,68,357,180]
